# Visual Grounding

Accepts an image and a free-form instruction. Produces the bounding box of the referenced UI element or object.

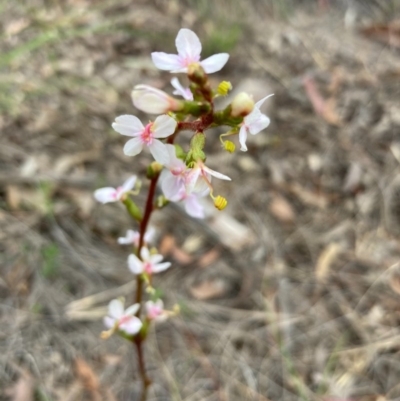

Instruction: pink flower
[132,85,183,114]
[160,149,230,218]
[171,77,193,100]
[128,247,171,275]
[239,94,273,152]
[118,227,156,246]
[151,29,229,74]
[112,114,177,164]
[145,299,165,321]
[94,176,137,204]
[103,299,142,336]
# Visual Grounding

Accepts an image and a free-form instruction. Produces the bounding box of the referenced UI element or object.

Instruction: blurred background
[2,0,400,400]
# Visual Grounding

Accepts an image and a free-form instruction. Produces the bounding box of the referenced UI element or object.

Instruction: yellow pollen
[217,81,232,96]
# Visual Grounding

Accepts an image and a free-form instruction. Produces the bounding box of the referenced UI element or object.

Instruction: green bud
[146,161,163,179]
[122,198,142,222]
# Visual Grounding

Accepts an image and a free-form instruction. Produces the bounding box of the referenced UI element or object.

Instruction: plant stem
[133,174,160,400]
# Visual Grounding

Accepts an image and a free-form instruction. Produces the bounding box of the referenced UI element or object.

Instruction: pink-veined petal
[152,115,177,139]
[149,140,170,165]
[152,262,171,273]
[121,175,137,192]
[151,52,183,71]
[125,303,140,316]
[255,94,274,109]
[112,115,144,137]
[128,254,143,275]
[175,28,202,61]
[103,316,115,329]
[123,137,144,157]
[108,299,124,319]
[238,125,248,152]
[119,317,142,335]
[94,187,118,204]
[184,195,205,219]
[200,53,229,74]
[185,167,202,194]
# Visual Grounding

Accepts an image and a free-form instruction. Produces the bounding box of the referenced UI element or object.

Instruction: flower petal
[128,254,143,275]
[152,115,177,139]
[175,28,202,61]
[184,195,205,218]
[118,230,138,245]
[171,77,193,100]
[255,94,274,109]
[238,125,248,152]
[103,316,115,329]
[152,262,171,273]
[151,52,183,71]
[140,246,150,261]
[121,175,137,192]
[108,299,124,319]
[150,254,163,264]
[112,115,144,137]
[123,137,144,157]
[248,113,270,135]
[149,140,170,165]
[125,303,140,316]
[94,187,118,204]
[200,53,229,74]
[202,165,231,181]
[119,317,142,335]
[161,170,184,201]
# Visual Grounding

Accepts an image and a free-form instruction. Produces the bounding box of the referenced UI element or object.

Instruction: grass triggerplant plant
[94,28,273,401]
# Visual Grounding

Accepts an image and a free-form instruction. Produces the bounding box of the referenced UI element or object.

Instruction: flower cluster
[94,29,272,342]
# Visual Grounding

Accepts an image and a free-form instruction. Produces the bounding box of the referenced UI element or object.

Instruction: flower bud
[230,92,254,117]
[132,85,184,114]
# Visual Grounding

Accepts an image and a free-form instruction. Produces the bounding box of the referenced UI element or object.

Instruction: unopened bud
[231,92,254,117]
[132,85,183,114]
[187,63,207,85]
[217,81,232,96]
[147,161,163,179]
[223,140,235,153]
[214,195,228,211]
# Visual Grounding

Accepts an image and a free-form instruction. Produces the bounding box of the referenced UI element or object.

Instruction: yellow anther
[217,81,232,96]
[214,195,228,211]
[223,140,236,153]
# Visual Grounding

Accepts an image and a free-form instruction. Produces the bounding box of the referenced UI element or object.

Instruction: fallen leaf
[190,279,226,300]
[269,195,296,223]
[198,248,220,268]
[74,358,100,394]
[360,20,400,49]
[315,243,341,282]
[6,369,34,401]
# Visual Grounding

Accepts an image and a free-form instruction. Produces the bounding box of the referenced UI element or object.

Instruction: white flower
[132,85,183,114]
[112,114,177,164]
[171,77,193,100]
[239,94,273,152]
[145,299,165,321]
[118,227,156,246]
[128,247,171,275]
[151,28,229,74]
[103,299,142,336]
[94,176,137,204]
